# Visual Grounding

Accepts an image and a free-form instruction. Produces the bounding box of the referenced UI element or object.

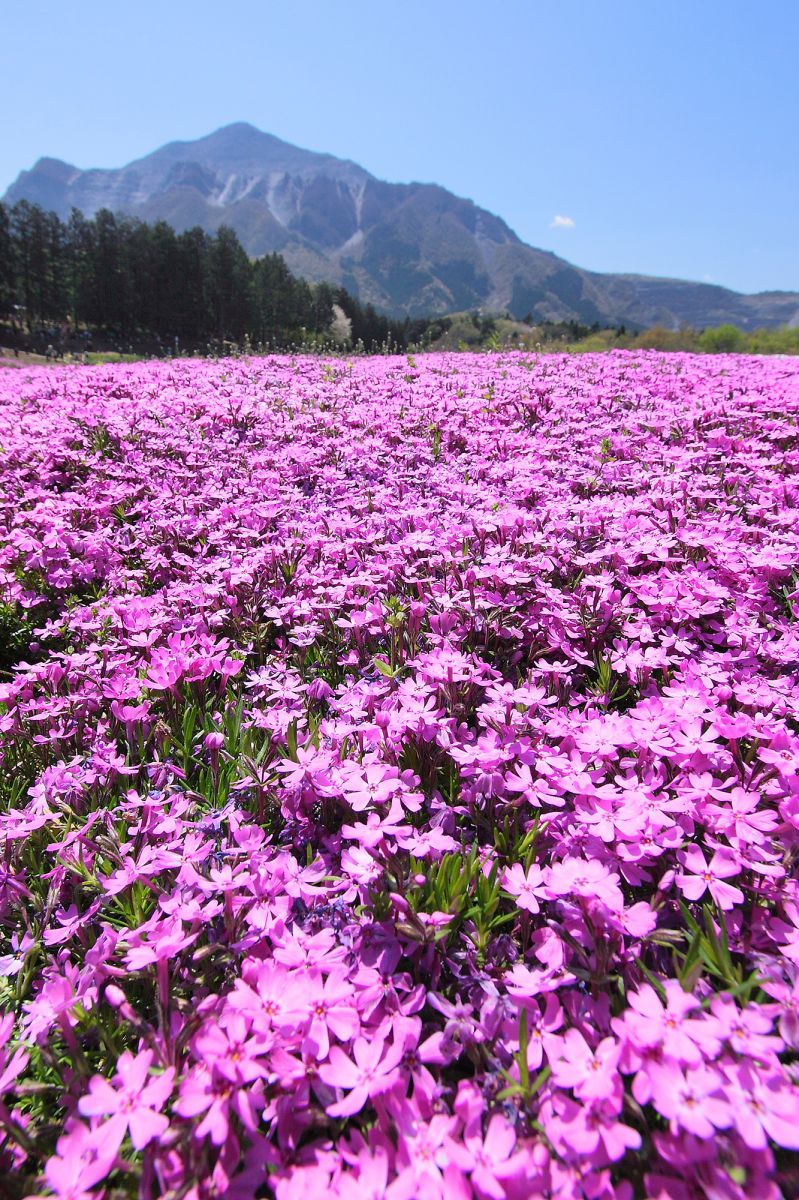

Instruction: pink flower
[503,992,563,1070]
[447,1113,521,1199]
[501,862,545,913]
[193,1012,271,1084]
[337,1146,395,1200]
[78,1049,174,1149]
[759,735,799,777]
[546,857,624,910]
[318,1034,403,1117]
[394,1015,449,1103]
[544,1094,642,1164]
[547,1029,621,1102]
[675,846,744,910]
[618,981,722,1066]
[341,763,403,811]
[0,1011,28,1092]
[174,1062,261,1145]
[6,347,799,1197]
[648,1063,731,1138]
[393,1104,464,1198]
[40,1121,119,1200]
[282,968,360,1059]
[722,1062,799,1150]
[709,995,781,1059]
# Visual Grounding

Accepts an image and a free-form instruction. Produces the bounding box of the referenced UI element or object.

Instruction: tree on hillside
[10,201,38,329]
[698,324,745,353]
[0,205,14,321]
[65,208,95,329]
[147,221,182,337]
[209,225,253,341]
[253,253,301,343]
[91,209,123,331]
[309,281,336,334]
[175,227,212,342]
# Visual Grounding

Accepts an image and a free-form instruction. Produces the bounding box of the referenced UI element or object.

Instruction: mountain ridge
[5,123,798,330]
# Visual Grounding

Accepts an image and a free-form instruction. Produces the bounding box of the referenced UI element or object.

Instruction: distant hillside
[5,123,798,329]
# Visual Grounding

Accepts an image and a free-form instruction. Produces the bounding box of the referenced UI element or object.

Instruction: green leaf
[518,1009,530,1092]
[637,961,668,1001]
[285,718,298,762]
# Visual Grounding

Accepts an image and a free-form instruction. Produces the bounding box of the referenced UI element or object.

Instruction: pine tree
[0,204,15,321]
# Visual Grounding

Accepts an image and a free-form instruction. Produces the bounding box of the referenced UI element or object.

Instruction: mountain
[4,123,798,330]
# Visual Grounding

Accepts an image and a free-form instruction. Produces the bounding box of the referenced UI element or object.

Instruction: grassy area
[4,319,799,367]
[0,347,148,367]
[83,351,144,364]
[426,313,799,355]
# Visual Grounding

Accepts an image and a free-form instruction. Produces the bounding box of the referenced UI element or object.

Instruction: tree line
[0,201,446,353]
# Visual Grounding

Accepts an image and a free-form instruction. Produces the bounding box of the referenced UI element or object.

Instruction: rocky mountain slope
[5,123,798,328]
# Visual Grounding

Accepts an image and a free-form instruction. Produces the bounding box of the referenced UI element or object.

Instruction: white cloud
[550,214,575,229]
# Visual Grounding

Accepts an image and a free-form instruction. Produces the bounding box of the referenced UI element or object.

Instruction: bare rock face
[5,123,798,328]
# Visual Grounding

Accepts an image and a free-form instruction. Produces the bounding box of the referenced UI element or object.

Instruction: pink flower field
[0,350,798,1199]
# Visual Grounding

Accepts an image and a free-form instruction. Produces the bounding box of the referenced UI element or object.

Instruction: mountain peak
[162,121,299,156]
[31,156,77,175]
[212,120,261,135]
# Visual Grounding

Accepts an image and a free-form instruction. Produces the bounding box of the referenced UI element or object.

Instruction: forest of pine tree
[0,201,446,355]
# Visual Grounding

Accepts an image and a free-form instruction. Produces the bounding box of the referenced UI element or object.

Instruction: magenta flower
[78,1049,174,1149]
[0,1011,28,1092]
[618,981,722,1066]
[318,1034,403,1117]
[675,846,744,910]
[710,995,781,1059]
[340,763,403,812]
[394,1015,450,1103]
[337,1146,394,1200]
[282,968,360,1058]
[543,1094,641,1164]
[648,1063,731,1138]
[123,915,199,969]
[722,1061,799,1150]
[446,1113,521,1199]
[174,1061,262,1145]
[193,1013,271,1084]
[546,857,624,909]
[547,1029,621,1102]
[40,1121,120,1200]
[501,862,545,913]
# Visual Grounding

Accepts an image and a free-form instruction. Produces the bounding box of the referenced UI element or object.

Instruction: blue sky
[1,0,796,295]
